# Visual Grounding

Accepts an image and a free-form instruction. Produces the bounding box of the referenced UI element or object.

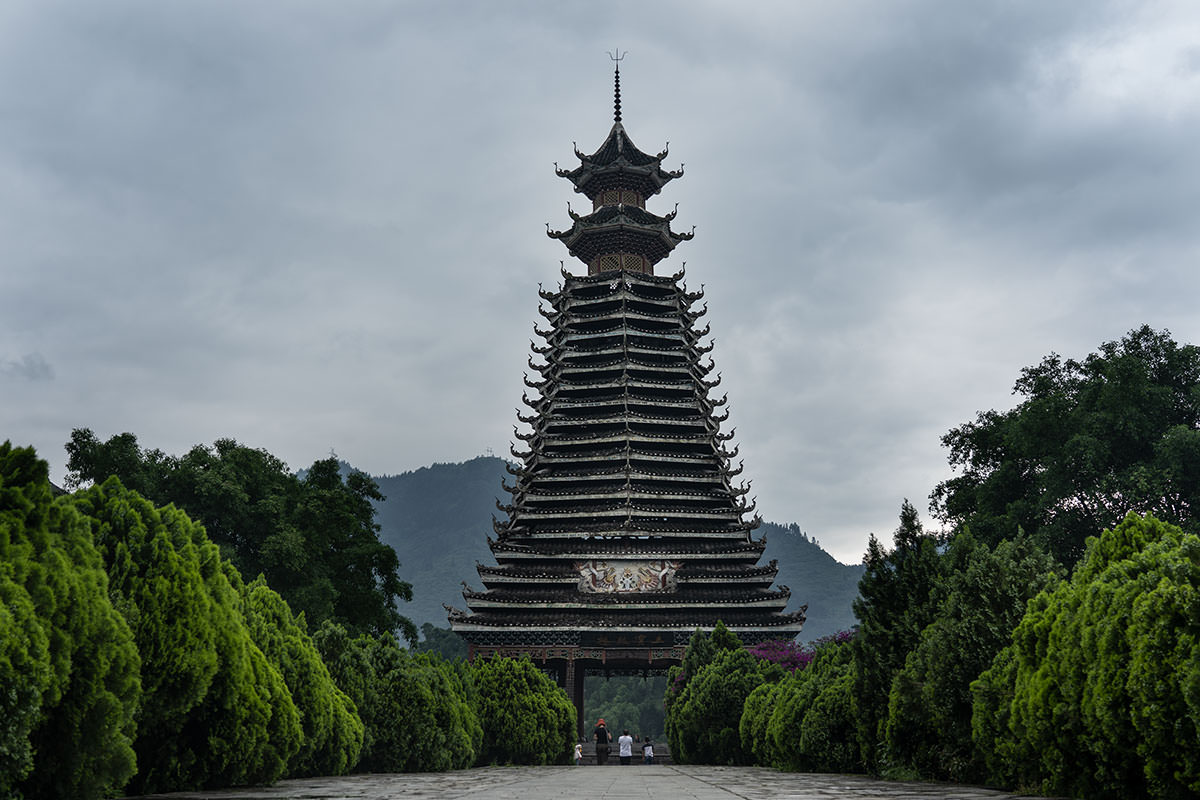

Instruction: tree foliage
[584,674,666,739]
[0,557,47,794]
[973,513,1200,799]
[851,500,943,770]
[312,624,480,772]
[70,477,302,793]
[664,623,780,765]
[746,638,812,672]
[663,621,744,731]
[883,531,1058,781]
[471,656,574,766]
[739,680,779,768]
[933,325,1200,567]
[664,625,714,752]
[670,647,773,765]
[0,444,141,800]
[312,621,383,758]
[414,622,468,661]
[362,638,480,772]
[239,576,364,777]
[765,635,859,773]
[65,429,415,640]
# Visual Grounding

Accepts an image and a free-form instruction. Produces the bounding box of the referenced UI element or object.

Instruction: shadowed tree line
[932,324,1200,566]
[1,441,574,799]
[64,430,416,643]
[664,327,1200,800]
[583,675,667,740]
[668,511,1197,798]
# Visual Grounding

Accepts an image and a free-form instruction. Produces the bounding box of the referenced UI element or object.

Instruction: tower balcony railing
[540,419,710,437]
[508,520,757,538]
[546,402,703,419]
[551,339,689,356]
[490,534,764,552]
[518,493,735,510]
[477,564,778,582]
[557,326,690,342]
[512,505,748,520]
[558,291,680,311]
[553,375,696,391]
[559,289,682,312]
[531,447,713,463]
[531,470,729,484]
[546,396,700,412]
[462,589,791,608]
[449,612,805,632]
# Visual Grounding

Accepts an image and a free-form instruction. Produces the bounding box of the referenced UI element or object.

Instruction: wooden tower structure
[447,62,805,735]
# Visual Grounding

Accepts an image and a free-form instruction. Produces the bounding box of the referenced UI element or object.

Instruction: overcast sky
[4,1,1200,564]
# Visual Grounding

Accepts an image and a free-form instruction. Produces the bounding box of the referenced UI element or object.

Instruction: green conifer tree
[884,532,1058,781]
[471,656,573,766]
[973,513,1200,798]
[763,637,858,772]
[0,443,140,799]
[851,500,942,771]
[72,478,301,793]
[240,575,364,776]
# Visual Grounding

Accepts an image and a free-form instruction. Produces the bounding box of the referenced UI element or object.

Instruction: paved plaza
[124,765,1060,799]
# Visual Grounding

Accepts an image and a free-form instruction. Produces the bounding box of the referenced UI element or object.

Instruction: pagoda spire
[610,50,624,123]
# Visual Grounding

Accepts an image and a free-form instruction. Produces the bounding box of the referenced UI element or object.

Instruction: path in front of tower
[123,764,1062,799]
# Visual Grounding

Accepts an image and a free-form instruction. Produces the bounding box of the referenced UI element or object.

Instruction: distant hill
[755,521,864,641]
[367,456,863,644]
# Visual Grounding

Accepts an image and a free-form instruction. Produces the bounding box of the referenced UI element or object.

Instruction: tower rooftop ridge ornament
[608,49,627,124]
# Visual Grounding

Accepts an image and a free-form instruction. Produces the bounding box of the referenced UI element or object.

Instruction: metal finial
[608,49,627,123]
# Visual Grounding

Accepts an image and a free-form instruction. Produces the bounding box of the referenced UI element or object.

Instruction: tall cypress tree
[973,513,1200,798]
[239,575,364,776]
[851,500,943,771]
[72,478,302,793]
[0,443,140,799]
[883,531,1058,780]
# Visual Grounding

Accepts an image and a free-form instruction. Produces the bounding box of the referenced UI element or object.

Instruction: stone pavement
[124,764,1061,799]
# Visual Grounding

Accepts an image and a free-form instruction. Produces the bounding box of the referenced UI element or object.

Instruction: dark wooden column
[573,659,585,739]
[563,657,585,740]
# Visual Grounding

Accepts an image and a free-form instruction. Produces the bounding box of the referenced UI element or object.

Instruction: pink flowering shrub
[748,629,856,673]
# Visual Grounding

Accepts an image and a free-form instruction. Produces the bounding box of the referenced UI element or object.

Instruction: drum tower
[447,62,805,736]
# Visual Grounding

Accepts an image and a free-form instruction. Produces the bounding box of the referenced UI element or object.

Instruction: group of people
[574,718,654,766]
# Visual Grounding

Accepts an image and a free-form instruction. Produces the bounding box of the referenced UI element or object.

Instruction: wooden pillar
[564,657,585,740]
[573,659,585,740]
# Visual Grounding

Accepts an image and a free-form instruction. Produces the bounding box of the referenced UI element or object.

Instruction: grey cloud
[2,353,54,381]
[3,0,1199,564]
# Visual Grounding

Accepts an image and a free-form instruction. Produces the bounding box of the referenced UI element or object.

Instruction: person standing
[642,736,654,765]
[574,742,583,766]
[618,729,634,765]
[592,718,610,765]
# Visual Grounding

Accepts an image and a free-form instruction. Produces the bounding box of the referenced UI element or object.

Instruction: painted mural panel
[575,560,682,593]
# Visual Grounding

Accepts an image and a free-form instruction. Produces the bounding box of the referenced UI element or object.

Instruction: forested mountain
[757,521,864,641]
[370,458,499,633]
[369,456,864,643]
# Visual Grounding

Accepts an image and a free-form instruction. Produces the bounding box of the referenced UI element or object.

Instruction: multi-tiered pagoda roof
[449,63,804,667]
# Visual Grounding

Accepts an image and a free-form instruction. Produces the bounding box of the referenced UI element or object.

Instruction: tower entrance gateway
[447,62,805,738]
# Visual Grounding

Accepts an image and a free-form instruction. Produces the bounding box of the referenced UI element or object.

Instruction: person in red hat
[592,718,611,765]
